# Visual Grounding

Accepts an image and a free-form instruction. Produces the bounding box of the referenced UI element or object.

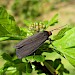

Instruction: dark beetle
[15,25,66,59]
[15,31,52,59]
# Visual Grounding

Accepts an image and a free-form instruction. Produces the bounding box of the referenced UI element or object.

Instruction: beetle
[15,25,66,59]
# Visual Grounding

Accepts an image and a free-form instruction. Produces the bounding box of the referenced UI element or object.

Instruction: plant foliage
[0,7,75,75]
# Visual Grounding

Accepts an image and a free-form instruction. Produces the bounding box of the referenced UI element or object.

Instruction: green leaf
[46,14,58,28]
[25,55,45,62]
[53,27,75,67]
[43,21,48,25]
[6,67,16,74]
[3,62,12,69]
[15,63,26,73]
[25,56,35,62]
[1,53,12,61]
[33,55,45,62]
[49,14,58,26]
[15,62,32,73]
[26,62,32,73]
[53,27,71,40]
[0,7,20,37]
[13,59,22,64]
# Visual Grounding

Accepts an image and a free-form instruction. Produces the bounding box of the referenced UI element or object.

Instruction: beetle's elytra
[15,31,52,59]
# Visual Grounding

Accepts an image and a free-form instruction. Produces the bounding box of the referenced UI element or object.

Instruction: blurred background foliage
[0,0,75,75]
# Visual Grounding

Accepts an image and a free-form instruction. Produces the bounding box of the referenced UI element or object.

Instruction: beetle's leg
[48,38,54,45]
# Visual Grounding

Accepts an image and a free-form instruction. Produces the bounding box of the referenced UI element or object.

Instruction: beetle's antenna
[51,24,67,32]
